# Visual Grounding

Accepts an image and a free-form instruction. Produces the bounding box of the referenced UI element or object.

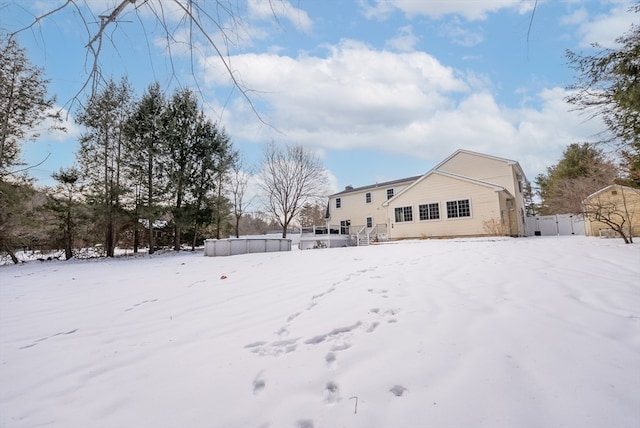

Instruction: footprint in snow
[253,373,266,395]
[366,322,379,333]
[390,385,408,397]
[19,329,79,350]
[245,338,298,356]
[324,382,340,404]
[325,352,337,369]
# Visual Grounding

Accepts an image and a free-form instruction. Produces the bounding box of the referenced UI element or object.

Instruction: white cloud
[247,0,313,32]
[438,18,485,47]
[40,106,82,142]
[358,0,396,20]
[568,1,636,48]
[360,0,528,21]
[199,41,608,181]
[560,7,589,26]
[385,26,419,52]
[201,40,469,144]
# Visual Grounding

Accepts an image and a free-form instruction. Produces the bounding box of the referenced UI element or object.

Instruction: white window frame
[394,206,413,222]
[446,198,471,219]
[366,217,373,228]
[418,202,440,221]
[387,188,394,200]
[365,192,372,204]
[336,197,341,209]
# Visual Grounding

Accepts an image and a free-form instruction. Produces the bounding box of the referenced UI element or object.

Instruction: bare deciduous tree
[582,185,639,244]
[536,143,619,214]
[259,142,327,238]
[228,154,252,238]
[8,0,272,116]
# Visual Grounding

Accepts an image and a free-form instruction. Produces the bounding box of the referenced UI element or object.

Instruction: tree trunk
[147,153,155,254]
[106,220,115,257]
[63,229,73,260]
[3,243,19,264]
[64,207,73,260]
[174,224,181,251]
[148,216,155,254]
[133,222,139,253]
[191,222,199,251]
[174,188,183,251]
[617,229,631,244]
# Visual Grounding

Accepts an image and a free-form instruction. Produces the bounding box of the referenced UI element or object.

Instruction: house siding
[437,152,517,192]
[437,151,527,236]
[387,173,503,238]
[327,182,414,229]
[324,150,530,240]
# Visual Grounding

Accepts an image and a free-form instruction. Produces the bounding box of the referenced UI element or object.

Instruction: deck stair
[356,225,372,246]
[358,235,371,246]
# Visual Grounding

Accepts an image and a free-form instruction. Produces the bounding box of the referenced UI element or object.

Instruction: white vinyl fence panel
[526,214,586,236]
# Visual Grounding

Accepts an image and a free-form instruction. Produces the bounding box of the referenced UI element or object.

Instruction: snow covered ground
[1,236,639,428]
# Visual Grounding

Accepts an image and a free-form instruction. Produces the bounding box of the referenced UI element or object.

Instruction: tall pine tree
[124,82,168,253]
[76,78,134,257]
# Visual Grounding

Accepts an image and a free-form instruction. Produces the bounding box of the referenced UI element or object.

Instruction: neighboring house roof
[434,149,529,182]
[330,175,423,197]
[382,170,512,207]
[582,184,640,203]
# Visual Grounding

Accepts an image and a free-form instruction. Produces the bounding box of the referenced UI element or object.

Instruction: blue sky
[3,0,637,197]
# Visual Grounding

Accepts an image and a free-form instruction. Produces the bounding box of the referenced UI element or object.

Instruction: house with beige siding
[582,184,640,239]
[323,149,529,243]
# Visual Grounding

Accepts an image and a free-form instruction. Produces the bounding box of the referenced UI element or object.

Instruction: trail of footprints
[247,266,409,424]
[19,328,79,349]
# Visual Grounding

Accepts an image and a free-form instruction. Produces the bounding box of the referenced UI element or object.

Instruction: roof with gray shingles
[330,175,423,197]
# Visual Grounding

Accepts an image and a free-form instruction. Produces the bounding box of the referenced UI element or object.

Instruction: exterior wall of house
[437,151,528,236]
[325,150,530,240]
[327,181,414,230]
[583,186,640,237]
[385,173,504,239]
[437,151,517,192]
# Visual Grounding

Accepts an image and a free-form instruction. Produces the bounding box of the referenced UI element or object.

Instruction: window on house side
[336,198,341,208]
[387,189,394,200]
[366,217,373,228]
[419,203,440,220]
[394,206,413,222]
[446,199,471,218]
[365,192,372,203]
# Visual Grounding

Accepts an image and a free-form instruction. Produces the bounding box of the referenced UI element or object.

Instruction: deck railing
[300,224,388,246]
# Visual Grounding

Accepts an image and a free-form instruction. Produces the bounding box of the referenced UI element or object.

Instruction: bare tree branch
[9,0,275,122]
